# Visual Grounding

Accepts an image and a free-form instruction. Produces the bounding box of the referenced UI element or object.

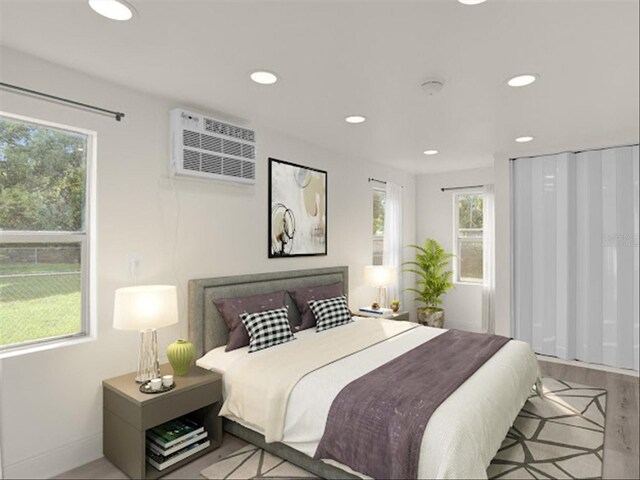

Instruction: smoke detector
[421,80,444,96]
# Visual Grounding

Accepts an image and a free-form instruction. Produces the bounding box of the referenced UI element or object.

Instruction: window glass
[0,114,90,351]
[373,188,385,265]
[456,193,483,283]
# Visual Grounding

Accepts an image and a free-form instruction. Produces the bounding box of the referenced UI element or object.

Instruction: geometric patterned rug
[201,444,316,479]
[488,377,607,479]
[201,378,606,480]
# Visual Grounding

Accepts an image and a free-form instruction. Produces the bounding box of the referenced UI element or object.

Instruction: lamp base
[376,286,389,309]
[135,329,160,383]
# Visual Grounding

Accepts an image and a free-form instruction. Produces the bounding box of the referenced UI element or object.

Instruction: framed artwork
[269,158,327,257]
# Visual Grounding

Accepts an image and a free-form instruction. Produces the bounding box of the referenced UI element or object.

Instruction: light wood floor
[537,358,639,480]
[58,360,639,480]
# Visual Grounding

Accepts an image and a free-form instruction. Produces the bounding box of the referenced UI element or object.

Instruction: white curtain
[383,182,403,304]
[0,360,3,479]
[482,184,495,333]
[513,145,639,370]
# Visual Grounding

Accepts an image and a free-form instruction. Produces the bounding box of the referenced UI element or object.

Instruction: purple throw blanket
[313,329,510,479]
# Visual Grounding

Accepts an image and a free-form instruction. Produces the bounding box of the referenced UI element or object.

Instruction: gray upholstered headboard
[188,266,349,359]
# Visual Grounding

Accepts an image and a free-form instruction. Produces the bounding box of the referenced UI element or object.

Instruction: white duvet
[197,318,539,479]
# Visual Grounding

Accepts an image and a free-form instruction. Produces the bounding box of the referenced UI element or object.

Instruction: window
[372,188,385,265]
[454,192,483,283]
[0,113,94,352]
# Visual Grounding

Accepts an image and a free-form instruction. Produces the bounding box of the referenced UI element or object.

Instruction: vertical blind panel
[514,159,533,345]
[514,145,639,370]
[634,147,640,371]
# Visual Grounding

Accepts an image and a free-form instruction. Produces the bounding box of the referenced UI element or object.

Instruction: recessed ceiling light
[515,136,534,143]
[88,0,135,21]
[458,0,487,5]
[423,150,439,155]
[345,115,366,124]
[507,74,538,87]
[250,71,278,85]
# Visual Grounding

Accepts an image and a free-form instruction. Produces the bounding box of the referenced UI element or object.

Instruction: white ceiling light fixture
[250,70,279,85]
[421,80,444,96]
[458,0,487,5]
[423,149,439,155]
[88,0,135,21]
[515,136,534,143]
[345,115,366,124]
[507,74,538,87]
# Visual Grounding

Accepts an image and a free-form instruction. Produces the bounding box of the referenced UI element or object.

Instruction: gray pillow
[288,282,344,330]
[213,291,286,352]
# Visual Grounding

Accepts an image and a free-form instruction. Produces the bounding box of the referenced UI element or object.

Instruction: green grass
[0,264,81,347]
[0,262,80,275]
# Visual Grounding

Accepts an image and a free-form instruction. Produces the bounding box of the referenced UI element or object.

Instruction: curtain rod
[441,184,484,192]
[0,82,126,122]
[368,177,404,188]
[509,143,639,161]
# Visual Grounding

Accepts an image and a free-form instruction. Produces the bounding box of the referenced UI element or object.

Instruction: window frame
[372,186,386,266]
[0,111,97,356]
[453,190,484,285]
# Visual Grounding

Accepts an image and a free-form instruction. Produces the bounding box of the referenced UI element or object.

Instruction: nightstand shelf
[103,364,222,479]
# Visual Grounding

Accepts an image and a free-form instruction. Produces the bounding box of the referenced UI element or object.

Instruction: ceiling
[0,0,638,174]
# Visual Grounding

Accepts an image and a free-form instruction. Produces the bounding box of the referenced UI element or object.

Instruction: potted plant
[390,299,400,312]
[403,239,454,328]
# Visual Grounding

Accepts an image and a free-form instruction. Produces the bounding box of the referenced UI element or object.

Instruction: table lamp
[113,285,178,383]
[364,265,398,309]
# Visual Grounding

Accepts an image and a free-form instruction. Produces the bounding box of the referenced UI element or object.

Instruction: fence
[0,245,81,266]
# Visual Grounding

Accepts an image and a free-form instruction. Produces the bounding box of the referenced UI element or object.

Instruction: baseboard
[536,354,639,378]
[2,432,102,479]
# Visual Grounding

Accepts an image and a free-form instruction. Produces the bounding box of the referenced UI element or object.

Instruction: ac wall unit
[170,108,256,184]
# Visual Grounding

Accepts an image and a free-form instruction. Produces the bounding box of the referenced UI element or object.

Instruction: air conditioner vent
[171,109,256,184]
[201,153,223,174]
[183,150,200,171]
[183,130,200,148]
[201,134,222,153]
[242,161,255,179]
[204,118,255,142]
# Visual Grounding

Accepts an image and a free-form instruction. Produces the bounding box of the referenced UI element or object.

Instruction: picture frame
[268,157,327,257]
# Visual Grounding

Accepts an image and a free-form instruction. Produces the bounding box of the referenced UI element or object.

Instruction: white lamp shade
[364,265,398,287]
[113,285,179,331]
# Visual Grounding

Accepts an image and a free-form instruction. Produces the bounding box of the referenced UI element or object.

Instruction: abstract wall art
[268,158,327,257]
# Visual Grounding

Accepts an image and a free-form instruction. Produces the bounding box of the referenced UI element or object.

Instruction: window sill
[454,281,484,287]
[0,333,96,360]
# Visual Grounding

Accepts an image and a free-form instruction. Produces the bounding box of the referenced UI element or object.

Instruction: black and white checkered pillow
[240,307,295,353]
[308,295,353,332]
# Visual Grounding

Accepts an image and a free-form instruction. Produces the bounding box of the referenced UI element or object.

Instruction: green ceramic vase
[167,339,195,376]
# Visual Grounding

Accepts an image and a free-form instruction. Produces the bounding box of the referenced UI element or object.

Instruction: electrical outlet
[127,253,140,282]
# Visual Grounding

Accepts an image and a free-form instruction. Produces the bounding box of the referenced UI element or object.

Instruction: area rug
[201,378,606,480]
[488,377,607,479]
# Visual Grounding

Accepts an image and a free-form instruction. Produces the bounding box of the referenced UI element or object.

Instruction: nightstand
[355,310,410,321]
[103,364,222,479]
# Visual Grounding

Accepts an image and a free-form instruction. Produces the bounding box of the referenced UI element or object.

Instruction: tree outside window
[1,114,92,351]
[372,188,385,265]
[455,193,483,283]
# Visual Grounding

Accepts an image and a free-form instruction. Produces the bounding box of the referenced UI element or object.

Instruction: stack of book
[358,307,394,318]
[145,417,210,471]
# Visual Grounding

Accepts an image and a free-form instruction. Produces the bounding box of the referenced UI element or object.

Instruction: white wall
[0,47,416,478]
[415,167,494,333]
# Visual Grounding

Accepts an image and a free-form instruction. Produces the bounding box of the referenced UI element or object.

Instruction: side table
[103,364,222,479]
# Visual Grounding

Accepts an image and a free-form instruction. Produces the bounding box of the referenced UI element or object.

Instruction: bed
[188,266,539,479]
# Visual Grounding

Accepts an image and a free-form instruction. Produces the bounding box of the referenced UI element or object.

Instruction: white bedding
[197,317,539,479]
